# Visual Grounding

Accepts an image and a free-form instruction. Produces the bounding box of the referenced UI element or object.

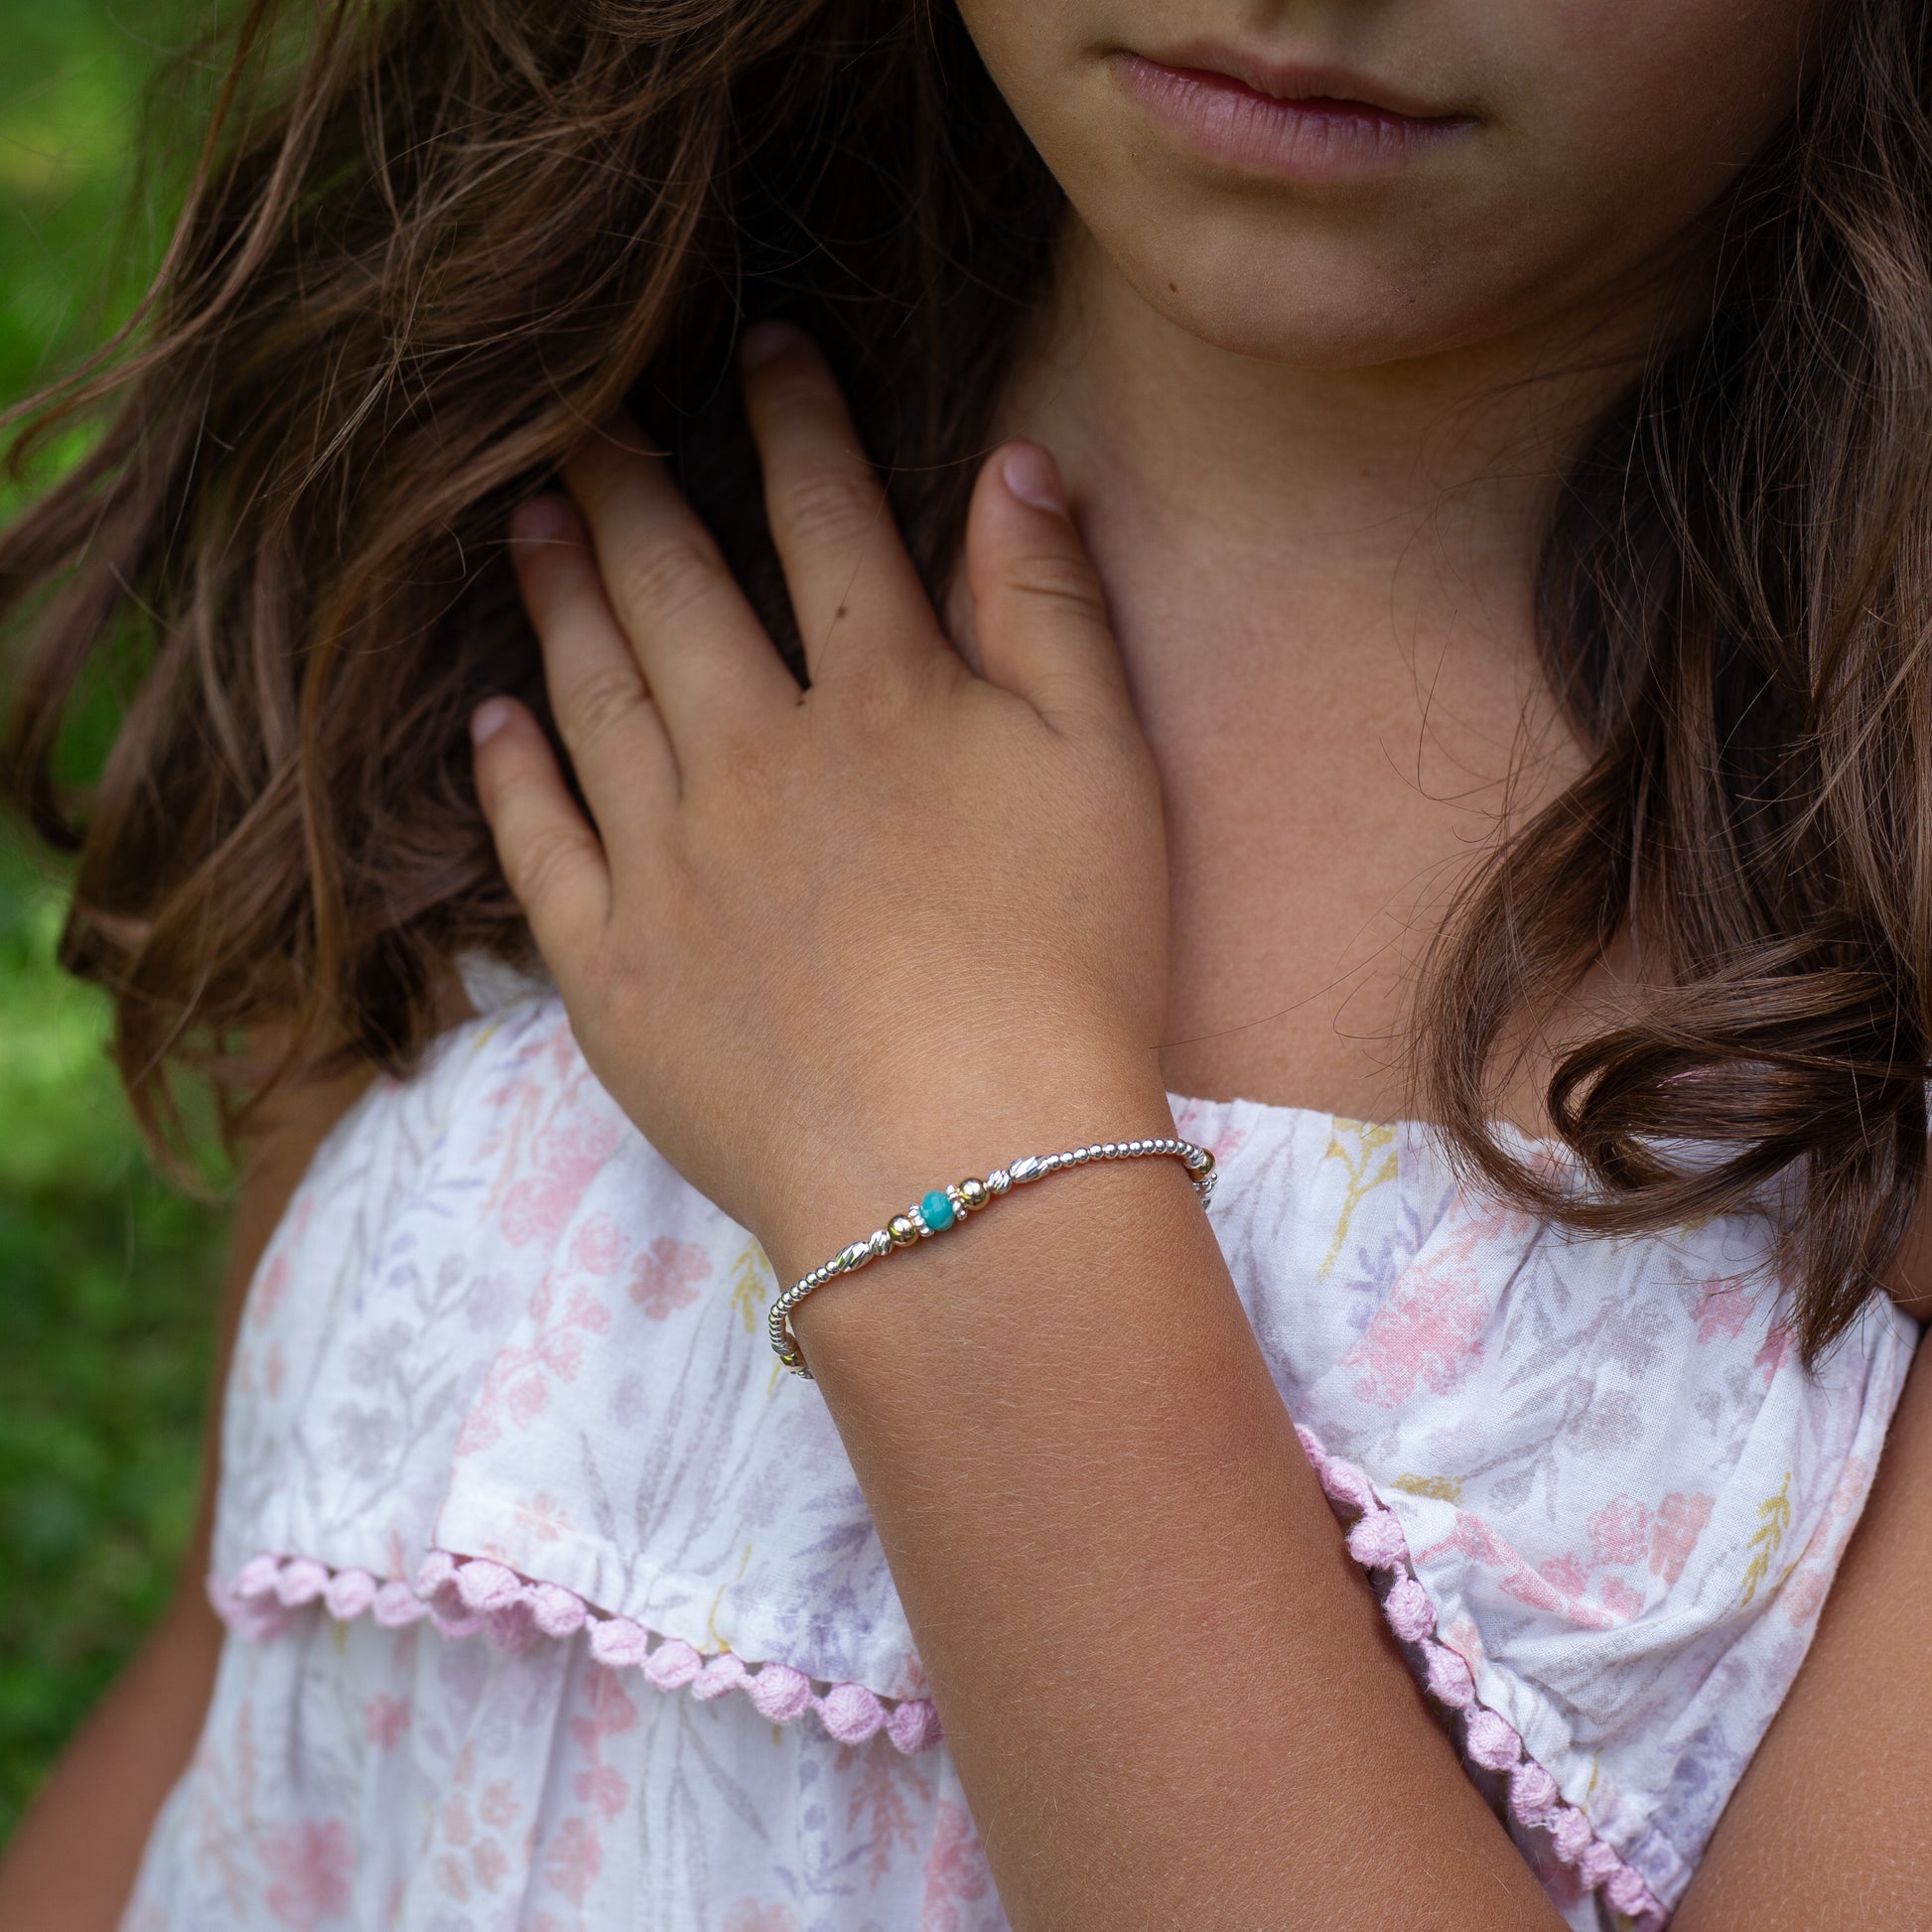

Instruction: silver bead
[838,1239,872,1271]
[1009,1156,1045,1183]
[986,1169,1012,1194]
[869,1227,894,1260]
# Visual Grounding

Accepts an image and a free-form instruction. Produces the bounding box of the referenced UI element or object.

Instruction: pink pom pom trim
[207,1552,942,1756]
[1294,1426,1668,1931]
[205,1432,1671,1922]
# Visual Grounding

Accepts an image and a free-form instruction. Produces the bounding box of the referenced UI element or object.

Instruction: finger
[561,414,800,742]
[964,443,1133,736]
[471,696,612,965]
[510,492,677,838]
[739,323,949,687]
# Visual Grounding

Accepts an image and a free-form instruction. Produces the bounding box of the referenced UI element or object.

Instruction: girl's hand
[470,324,1173,1284]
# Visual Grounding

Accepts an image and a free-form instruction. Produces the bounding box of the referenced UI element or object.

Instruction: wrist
[775,1120,1217,1388]
[752,1041,1176,1291]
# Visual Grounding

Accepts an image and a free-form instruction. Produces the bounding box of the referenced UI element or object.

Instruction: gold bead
[959,1177,989,1210]
[888,1214,919,1247]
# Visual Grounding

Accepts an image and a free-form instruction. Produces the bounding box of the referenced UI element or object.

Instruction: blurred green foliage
[0,0,232,1844]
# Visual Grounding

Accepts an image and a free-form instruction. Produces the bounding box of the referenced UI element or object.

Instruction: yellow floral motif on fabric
[704,1544,754,1654]
[1738,1471,1792,1606]
[1391,1473,1463,1505]
[729,1238,773,1334]
[1318,1119,1399,1280]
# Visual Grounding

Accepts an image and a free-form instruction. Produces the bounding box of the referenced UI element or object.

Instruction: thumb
[965,442,1133,735]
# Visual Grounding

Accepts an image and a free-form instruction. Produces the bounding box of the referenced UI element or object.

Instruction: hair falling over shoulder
[4,0,1932,1358]
[0,0,1062,1136]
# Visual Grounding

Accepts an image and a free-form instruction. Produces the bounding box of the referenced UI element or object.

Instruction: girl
[3,0,1931,1926]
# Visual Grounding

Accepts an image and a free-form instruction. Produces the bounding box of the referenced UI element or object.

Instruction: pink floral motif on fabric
[627,1235,712,1319]
[1336,1214,1502,1406]
[260,1819,351,1929]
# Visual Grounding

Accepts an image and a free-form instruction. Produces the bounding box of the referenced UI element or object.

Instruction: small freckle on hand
[836,604,849,620]
[1168,281,1177,293]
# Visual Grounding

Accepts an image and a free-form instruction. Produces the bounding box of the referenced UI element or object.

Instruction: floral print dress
[120,965,1915,1932]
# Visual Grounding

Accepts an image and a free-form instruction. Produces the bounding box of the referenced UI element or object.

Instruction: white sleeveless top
[122,965,1915,1932]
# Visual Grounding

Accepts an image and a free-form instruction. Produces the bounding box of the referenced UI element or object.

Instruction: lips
[1136,41,1462,122]
[1113,46,1473,181]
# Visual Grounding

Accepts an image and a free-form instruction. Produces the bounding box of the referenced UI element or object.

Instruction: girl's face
[954,0,1821,365]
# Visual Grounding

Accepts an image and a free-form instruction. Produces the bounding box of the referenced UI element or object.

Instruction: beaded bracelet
[767,1134,1218,1378]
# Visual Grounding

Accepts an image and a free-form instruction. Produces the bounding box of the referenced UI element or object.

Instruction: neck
[994,220,1668,666]
[968,220,1676,1122]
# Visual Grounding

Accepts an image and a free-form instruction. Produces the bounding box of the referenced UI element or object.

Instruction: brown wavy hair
[3,0,1929,1357]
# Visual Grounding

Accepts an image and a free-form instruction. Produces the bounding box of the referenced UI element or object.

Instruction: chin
[1106,226,1521,369]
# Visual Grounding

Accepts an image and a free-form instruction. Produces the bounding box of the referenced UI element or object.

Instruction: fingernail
[471,699,513,745]
[1001,444,1066,514]
[510,494,571,544]
[740,319,802,369]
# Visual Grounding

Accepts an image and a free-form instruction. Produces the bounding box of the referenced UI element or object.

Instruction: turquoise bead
[919,1189,956,1231]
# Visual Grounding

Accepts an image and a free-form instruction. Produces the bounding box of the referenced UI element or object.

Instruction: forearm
[775,1075,1562,1932]
[0,1592,220,1930]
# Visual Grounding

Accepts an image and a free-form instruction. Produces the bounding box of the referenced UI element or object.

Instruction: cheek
[1504,0,1815,224]
[960,0,1818,366]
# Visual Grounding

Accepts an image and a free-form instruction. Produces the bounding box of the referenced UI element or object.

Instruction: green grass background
[0,0,231,1846]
